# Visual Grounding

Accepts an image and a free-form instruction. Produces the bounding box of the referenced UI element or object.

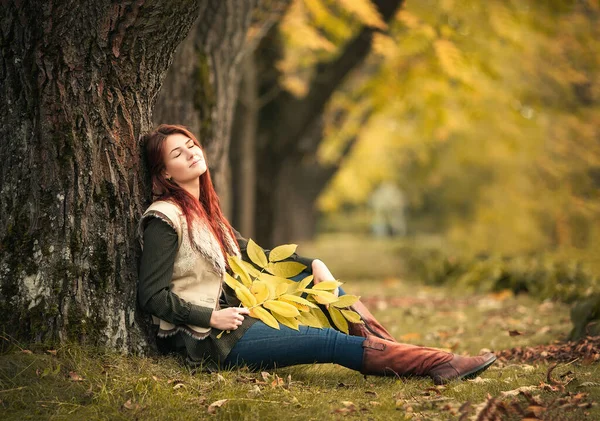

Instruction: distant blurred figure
[370,182,406,237]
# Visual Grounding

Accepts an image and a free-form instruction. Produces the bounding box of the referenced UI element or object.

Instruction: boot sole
[457,354,497,380]
[433,355,497,385]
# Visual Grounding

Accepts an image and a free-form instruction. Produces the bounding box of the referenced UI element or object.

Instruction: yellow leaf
[224,273,243,291]
[279,294,318,308]
[275,283,289,297]
[268,244,298,262]
[296,311,323,328]
[340,309,362,324]
[250,281,270,304]
[249,307,280,330]
[328,307,349,334]
[331,295,360,308]
[247,238,268,268]
[294,274,314,291]
[239,260,261,278]
[228,255,253,288]
[271,312,300,331]
[263,300,301,318]
[280,299,310,313]
[312,280,343,291]
[267,261,306,278]
[310,307,332,328]
[304,289,338,304]
[236,285,257,308]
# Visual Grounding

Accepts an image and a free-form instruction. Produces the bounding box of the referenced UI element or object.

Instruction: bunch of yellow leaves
[225,239,362,333]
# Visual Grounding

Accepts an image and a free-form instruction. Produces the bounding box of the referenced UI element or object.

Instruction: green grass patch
[1,277,598,420]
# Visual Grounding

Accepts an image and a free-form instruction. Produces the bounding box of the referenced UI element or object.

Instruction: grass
[1,235,599,420]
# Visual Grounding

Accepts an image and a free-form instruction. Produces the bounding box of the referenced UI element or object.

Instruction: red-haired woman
[138,124,496,383]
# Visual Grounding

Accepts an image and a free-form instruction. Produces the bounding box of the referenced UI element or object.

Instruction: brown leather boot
[361,337,496,385]
[348,300,396,342]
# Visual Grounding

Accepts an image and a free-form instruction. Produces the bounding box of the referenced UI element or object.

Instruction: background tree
[319,0,600,263]
[229,0,405,246]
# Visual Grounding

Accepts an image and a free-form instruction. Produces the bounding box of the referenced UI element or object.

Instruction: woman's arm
[232,228,315,272]
[139,218,249,331]
[138,217,213,327]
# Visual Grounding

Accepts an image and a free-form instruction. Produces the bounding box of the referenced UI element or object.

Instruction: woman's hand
[209,307,250,331]
[311,259,339,302]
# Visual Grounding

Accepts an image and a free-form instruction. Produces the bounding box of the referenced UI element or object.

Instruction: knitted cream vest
[140,200,240,339]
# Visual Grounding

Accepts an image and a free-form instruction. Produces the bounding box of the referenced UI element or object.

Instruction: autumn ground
[1,235,599,420]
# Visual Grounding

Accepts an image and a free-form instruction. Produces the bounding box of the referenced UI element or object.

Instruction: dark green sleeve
[232,227,315,273]
[138,217,213,328]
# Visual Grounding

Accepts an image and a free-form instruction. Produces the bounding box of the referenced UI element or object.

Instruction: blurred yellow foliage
[311,0,600,263]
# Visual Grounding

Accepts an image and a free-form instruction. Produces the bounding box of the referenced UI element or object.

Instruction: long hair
[141,124,238,263]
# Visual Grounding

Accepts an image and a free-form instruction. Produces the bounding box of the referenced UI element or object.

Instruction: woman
[138,124,496,384]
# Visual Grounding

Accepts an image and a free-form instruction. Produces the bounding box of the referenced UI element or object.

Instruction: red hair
[142,124,238,264]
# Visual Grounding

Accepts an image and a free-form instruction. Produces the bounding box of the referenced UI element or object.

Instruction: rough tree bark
[245,0,405,247]
[0,0,218,352]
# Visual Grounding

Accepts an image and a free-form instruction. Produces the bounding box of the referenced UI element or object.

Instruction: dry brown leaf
[500,386,539,397]
[21,350,33,355]
[68,371,84,382]
[508,330,523,336]
[271,374,284,388]
[207,399,228,414]
[248,385,261,397]
[122,399,143,410]
[46,350,57,356]
[526,405,546,417]
[261,371,270,381]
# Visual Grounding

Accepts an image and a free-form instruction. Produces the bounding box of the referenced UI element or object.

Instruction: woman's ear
[162,170,171,180]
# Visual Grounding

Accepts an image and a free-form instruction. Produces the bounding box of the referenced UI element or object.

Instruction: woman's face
[162,133,207,184]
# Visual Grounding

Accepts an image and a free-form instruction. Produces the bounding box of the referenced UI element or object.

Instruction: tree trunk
[251,0,405,247]
[0,0,211,351]
[231,54,259,237]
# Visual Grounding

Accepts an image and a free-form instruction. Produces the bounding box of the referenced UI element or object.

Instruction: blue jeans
[223,270,364,371]
[223,322,365,371]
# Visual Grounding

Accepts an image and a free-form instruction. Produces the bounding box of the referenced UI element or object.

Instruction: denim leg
[223,322,365,371]
[290,271,348,296]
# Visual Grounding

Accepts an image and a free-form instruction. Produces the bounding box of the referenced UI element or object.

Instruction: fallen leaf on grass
[467,377,495,384]
[333,401,357,414]
[500,386,539,397]
[68,371,84,382]
[173,383,186,390]
[123,399,144,411]
[247,385,261,397]
[577,381,600,388]
[21,350,33,355]
[271,374,284,388]
[526,404,545,417]
[261,371,270,381]
[207,399,228,414]
[508,330,523,336]
[46,350,57,356]
[365,390,377,397]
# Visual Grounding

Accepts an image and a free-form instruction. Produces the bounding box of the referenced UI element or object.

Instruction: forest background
[1,0,600,419]
[1,0,599,358]
[235,0,600,330]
